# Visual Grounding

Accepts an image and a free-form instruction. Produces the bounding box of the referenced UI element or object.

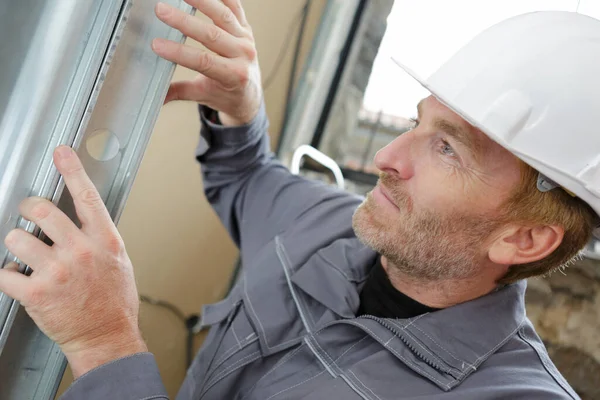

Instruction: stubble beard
[352,174,502,282]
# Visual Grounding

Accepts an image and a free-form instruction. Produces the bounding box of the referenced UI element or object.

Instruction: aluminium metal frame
[0,0,193,398]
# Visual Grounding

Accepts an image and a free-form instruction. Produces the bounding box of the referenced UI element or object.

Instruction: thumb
[164,79,207,104]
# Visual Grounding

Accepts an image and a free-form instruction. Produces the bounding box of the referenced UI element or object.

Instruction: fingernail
[57,146,73,159]
[156,2,169,16]
[152,38,164,52]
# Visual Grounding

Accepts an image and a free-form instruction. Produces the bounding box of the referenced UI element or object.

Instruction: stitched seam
[211,350,262,382]
[518,328,578,400]
[389,320,466,378]
[266,337,303,351]
[259,345,304,381]
[265,370,326,400]
[305,336,336,377]
[215,336,251,366]
[231,324,241,349]
[201,353,263,397]
[335,335,369,363]
[390,321,468,378]
[318,254,353,281]
[238,345,305,400]
[243,275,271,347]
[281,242,317,328]
[349,370,382,400]
[351,321,452,390]
[410,323,476,370]
[307,336,333,371]
[214,336,259,368]
[340,374,371,400]
[203,351,262,394]
[242,275,300,352]
[312,334,339,370]
[395,314,426,329]
[472,320,524,365]
[276,236,314,331]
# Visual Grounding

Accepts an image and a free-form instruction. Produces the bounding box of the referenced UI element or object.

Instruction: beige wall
[56,1,327,397]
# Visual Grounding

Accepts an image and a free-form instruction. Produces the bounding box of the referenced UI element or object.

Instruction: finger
[3,262,19,272]
[0,265,31,302]
[152,39,241,87]
[222,0,249,27]
[19,197,82,248]
[155,3,243,58]
[164,79,206,103]
[53,146,113,231]
[184,0,246,37]
[4,229,54,271]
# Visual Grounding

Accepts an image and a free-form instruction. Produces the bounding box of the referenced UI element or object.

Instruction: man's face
[352,96,522,281]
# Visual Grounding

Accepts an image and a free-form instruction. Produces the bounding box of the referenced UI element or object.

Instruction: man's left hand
[0,146,146,378]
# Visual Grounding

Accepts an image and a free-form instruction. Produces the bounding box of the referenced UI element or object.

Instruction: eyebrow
[416,100,483,161]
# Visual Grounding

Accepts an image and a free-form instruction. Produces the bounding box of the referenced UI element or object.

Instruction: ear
[488,225,564,266]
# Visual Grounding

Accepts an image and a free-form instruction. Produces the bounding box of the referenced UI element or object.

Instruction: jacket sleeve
[197,102,354,256]
[59,353,168,400]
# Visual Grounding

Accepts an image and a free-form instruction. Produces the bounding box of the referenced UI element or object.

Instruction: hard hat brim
[390,57,492,141]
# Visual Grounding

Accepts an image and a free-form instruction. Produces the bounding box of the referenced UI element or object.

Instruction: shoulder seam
[517,327,579,400]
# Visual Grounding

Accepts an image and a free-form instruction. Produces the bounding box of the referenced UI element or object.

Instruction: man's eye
[440,140,455,157]
[409,117,420,128]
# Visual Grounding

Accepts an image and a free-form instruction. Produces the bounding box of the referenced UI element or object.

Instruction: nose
[374,130,415,180]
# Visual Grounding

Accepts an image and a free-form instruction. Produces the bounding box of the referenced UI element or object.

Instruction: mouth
[372,184,400,211]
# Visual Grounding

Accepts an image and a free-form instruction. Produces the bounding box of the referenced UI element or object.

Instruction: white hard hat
[393,11,600,239]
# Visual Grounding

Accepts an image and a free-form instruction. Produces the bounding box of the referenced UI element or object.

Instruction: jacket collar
[290,239,527,385]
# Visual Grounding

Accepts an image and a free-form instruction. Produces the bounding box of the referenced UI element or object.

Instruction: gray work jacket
[61,103,579,400]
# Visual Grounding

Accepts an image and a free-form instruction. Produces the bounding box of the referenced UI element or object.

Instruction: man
[0,1,598,399]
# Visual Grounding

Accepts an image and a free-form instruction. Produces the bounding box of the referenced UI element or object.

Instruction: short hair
[498,162,599,284]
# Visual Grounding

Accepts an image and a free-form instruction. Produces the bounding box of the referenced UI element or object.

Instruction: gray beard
[352,192,501,283]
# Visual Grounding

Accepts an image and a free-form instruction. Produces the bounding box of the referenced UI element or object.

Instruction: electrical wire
[139,294,202,368]
[140,295,187,323]
[262,2,310,91]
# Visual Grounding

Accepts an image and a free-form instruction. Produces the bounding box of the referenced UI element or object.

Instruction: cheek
[409,158,468,213]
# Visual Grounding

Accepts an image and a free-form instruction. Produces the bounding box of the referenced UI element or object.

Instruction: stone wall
[526,258,600,400]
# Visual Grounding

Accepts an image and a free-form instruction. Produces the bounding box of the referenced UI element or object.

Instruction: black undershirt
[357,257,440,318]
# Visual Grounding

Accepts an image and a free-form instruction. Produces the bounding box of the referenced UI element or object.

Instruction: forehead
[420,96,510,160]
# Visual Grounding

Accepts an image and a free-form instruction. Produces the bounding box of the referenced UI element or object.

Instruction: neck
[380,257,504,309]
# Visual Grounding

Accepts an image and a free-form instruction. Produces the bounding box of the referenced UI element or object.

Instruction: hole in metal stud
[86,129,120,161]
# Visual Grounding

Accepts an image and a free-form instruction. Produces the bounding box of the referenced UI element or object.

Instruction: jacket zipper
[359,315,463,380]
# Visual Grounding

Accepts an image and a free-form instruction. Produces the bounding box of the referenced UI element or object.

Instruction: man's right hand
[152,0,262,126]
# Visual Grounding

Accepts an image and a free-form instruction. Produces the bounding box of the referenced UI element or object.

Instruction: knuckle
[74,246,95,265]
[240,41,257,61]
[206,25,222,43]
[105,233,124,255]
[51,264,71,285]
[177,10,190,28]
[78,187,102,209]
[29,200,53,221]
[27,285,47,306]
[65,163,84,176]
[221,9,236,24]
[236,67,250,87]
[197,52,213,72]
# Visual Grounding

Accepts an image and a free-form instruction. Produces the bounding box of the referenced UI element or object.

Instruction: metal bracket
[291,144,345,188]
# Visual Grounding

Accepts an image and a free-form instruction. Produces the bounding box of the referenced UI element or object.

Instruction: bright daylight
[364,0,600,118]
